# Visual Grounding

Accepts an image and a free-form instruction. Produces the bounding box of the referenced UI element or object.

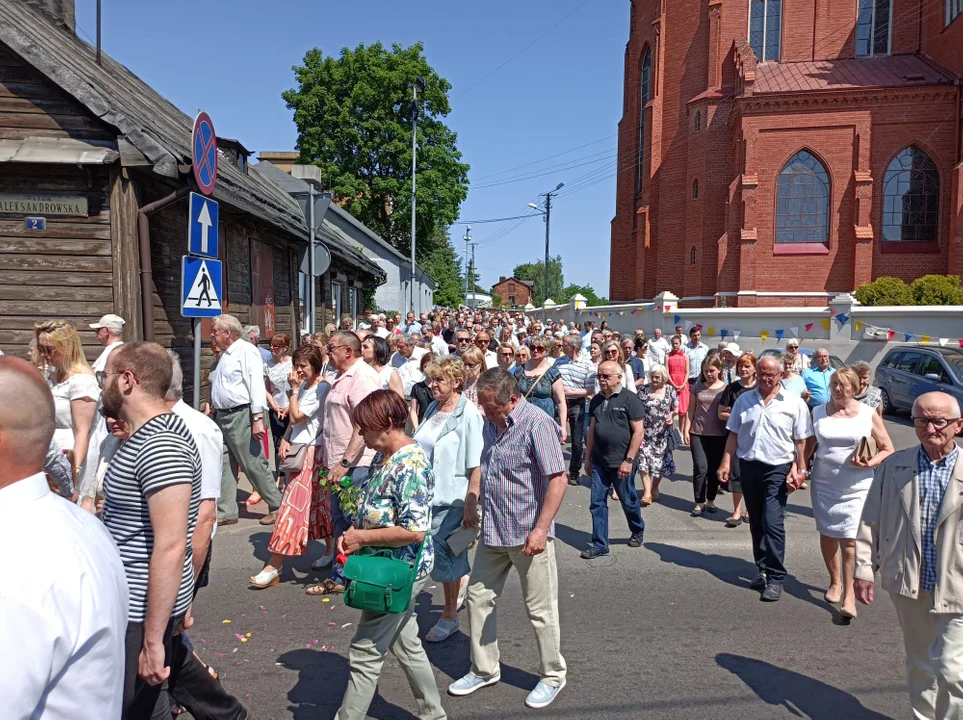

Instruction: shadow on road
[646,542,839,617]
[716,653,892,719]
[554,521,592,553]
[277,647,416,720]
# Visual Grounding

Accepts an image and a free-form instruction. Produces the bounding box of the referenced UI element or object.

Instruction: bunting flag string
[673,315,681,325]
[836,313,849,326]
[887,330,896,341]
[940,338,949,347]
[707,326,716,336]
[790,326,799,338]
[760,331,769,342]
[819,319,831,330]
[732,330,741,341]
[921,336,931,344]
[855,321,864,332]
[804,323,814,332]
[720,329,729,339]
[775,329,784,341]
[904,333,913,342]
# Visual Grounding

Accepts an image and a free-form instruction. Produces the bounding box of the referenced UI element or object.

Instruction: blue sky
[75,0,627,296]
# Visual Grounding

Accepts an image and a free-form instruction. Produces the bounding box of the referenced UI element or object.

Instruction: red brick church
[610,0,963,306]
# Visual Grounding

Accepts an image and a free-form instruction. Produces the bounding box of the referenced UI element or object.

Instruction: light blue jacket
[421,394,484,507]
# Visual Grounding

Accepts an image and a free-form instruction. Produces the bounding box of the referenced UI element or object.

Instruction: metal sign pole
[308,184,316,335]
[192,318,202,410]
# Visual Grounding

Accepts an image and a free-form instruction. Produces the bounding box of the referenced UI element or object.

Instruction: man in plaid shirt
[449,369,568,710]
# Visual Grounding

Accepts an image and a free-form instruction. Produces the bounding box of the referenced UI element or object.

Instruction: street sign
[298,242,331,276]
[192,111,218,196]
[181,256,222,317]
[188,192,219,258]
[25,216,46,231]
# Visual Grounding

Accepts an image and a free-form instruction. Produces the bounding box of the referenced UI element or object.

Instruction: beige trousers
[336,577,447,720]
[891,590,963,720]
[466,539,566,687]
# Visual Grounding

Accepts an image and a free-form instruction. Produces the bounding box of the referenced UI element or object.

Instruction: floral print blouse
[356,443,435,580]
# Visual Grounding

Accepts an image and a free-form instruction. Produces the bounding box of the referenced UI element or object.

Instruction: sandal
[641,496,653,507]
[306,578,344,596]
[311,552,335,570]
[250,568,279,589]
[425,618,459,643]
[244,492,263,507]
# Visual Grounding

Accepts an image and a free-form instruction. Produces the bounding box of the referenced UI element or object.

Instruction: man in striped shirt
[449,370,568,710]
[100,342,202,719]
[555,334,596,485]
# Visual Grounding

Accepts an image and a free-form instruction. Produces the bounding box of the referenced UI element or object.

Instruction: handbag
[854,435,877,463]
[343,540,425,615]
[278,443,308,473]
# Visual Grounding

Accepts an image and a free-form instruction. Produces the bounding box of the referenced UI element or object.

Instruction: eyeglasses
[597,372,622,379]
[531,346,546,352]
[787,345,799,349]
[758,371,781,379]
[465,362,481,369]
[456,337,471,343]
[499,352,514,358]
[912,417,961,430]
[327,344,348,353]
[95,370,121,386]
[604,349,619,355]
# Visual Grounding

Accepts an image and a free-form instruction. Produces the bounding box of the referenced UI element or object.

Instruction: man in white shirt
[424,323,449,357]
[373,317,390,339]
[474,330,499,369]
[391,334,429,397]
[719,356,813,602]
[90,313,126,373]
[209,314,282,525]
[0,356,128,720]
[647,327,671,367]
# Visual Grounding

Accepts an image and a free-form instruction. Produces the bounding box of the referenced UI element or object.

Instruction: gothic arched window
[636,47,651,194]
[883,146,940,243]
[775,150,830,244]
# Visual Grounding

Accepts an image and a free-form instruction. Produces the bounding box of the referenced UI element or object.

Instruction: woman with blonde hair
[806,367,893,619]
[718,351,757,527]
[601,341,635,393]
[460,345,486,410]
[35,320,99,508]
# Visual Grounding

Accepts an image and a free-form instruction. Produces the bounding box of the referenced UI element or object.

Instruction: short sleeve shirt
[321,359,381,468]
[101,413,201,623]
[589,389,645,468]
[289,380,330,445]
[357,444,434,579]
[726,388,814,465]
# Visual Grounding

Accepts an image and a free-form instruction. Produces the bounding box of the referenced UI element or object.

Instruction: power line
[472,152,618,189]
[451,213,542,224]
[472,133,618,182]
[455,0,592,98]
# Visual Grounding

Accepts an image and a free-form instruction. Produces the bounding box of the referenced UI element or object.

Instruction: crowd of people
[3,305,963,720]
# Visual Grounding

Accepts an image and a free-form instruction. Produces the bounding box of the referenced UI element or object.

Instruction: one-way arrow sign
[188,192,219,258]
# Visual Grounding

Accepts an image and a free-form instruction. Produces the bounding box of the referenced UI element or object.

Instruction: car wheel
[880,388,894,415]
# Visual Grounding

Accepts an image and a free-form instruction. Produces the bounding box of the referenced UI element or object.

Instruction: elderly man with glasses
[856,392,963,718]
[474,331,499,369]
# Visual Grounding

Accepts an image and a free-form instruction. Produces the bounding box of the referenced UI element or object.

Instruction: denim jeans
[330,466,371,585]
[589,463,645,550]
[565,400,586,476]
[740,459,791,583]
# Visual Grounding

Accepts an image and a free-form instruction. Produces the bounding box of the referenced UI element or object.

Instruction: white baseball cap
[90,314,126,331]
[724,343,742,355]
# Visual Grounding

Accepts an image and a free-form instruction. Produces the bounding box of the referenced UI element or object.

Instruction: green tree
[513,256,565,306]
[421,229,465,308]
[854,276,912,306]
[284,42,470,262]
[909,275,963,305]
[561,283,608,306]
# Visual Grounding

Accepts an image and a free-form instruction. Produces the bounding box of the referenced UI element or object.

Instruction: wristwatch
[340,458,351,469]
[623,457,635,464]
[252,414,263,422]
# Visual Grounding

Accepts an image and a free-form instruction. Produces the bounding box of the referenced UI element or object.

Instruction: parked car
[759,348,845,370]
[874,346,963,414]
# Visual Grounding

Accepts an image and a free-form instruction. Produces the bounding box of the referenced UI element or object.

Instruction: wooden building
[0,0,383,401]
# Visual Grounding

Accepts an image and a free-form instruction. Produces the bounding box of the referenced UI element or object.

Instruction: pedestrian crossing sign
[181,256,223,318]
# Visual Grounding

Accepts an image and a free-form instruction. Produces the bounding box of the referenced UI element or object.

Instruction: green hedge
[854,275,963,306]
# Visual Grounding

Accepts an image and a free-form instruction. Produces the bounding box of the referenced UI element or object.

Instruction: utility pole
[535,182,564,322]
[410,77,425,314]
[463,225,471,305]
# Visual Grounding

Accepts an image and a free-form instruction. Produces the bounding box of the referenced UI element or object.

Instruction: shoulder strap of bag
[523,365,552,400]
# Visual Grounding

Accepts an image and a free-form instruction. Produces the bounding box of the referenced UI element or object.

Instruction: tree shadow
[277,647,417,720]
[413,586,541,692]
[646,542,839,617]
[716,653,892,719]
[553,521,593,553]
[786,502,814,519]
[247,532,331,589]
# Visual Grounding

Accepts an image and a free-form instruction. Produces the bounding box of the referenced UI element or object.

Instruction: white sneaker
[448,672,500,696]
[525,679,565,709]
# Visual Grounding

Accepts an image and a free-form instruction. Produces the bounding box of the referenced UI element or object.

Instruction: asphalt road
[188,415,920,719]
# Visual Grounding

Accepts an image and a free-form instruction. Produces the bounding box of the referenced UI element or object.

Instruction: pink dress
[666,351,690,414]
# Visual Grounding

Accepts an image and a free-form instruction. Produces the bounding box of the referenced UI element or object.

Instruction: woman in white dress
[35,320,100,508]
[806,367,893,620]
[264,333,293,485]
[361,335,404,397]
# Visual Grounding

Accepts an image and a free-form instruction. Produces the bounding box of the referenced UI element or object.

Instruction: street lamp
[530,183,564,321]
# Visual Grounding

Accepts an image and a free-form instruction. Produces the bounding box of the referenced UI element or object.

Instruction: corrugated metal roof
[753,54,953,94]
[0,0,308,241]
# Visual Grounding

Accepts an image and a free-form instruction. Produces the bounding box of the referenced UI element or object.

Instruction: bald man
[856,391,963,718]
[0,357,128,719]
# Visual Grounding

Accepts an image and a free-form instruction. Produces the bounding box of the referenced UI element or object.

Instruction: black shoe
[627,533,644,548]
[567,473,579,486]
[749,573,768,591]
[761,582,783,601]
[580,546,610,560]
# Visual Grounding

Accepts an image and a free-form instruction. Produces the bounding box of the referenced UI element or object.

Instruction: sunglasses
[597,372,621,379]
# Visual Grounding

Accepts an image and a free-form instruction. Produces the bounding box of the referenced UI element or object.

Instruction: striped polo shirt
[102,413,201,623]
[480,397,566,547]
[554,355,596,398]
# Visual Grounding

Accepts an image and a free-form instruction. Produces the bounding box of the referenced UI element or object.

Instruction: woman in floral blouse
[637,364,679,506]
[335,389,446,720]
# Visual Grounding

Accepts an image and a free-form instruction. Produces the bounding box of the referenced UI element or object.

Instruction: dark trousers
[168,545,247,720]
[589,463,645,550]
[691,434,726,503]
[740,459,791,583]
[123,617,179,719]
[565,400,586,476]
[269,409,289,472]
[329,466,371,585]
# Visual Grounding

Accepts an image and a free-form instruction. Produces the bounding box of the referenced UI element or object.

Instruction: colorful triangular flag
[904,333,913,342]
[720,329,729,339]
[855,321,864,332]
[959,339,963,349]
[921,336,930,344]
[760,331,769,342]
[804,323,814,332]
[790,326,799,338]
[707,326,716,336]
[684,321,693,333]
[733,330,741,341]
[673,315,681,325]
[887,330,896,341]
[664,305,671,312]
[819,319,831,330]
[775,329,784,341]
[940,338,949,347]
[836,313,849,325]
[830,308,837,316]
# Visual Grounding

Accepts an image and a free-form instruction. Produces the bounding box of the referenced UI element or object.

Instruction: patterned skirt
[268,445,333,556]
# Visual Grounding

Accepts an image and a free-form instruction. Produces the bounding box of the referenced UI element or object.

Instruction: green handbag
[342,540,425,615]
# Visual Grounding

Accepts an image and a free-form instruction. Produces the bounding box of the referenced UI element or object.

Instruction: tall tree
[283,42,470,261]
[561,283,608,306]
[513,256,565,306]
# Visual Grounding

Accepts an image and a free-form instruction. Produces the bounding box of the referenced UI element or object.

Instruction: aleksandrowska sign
[0,193,88,217]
